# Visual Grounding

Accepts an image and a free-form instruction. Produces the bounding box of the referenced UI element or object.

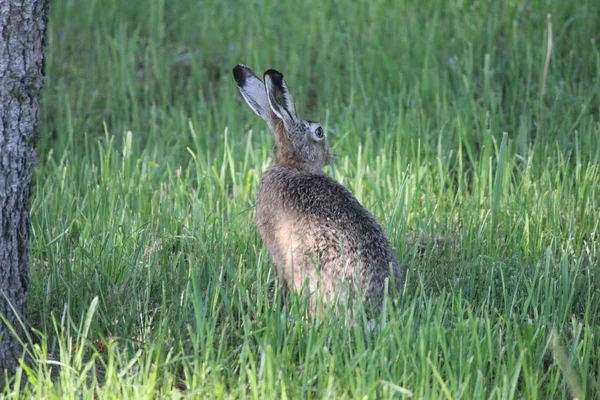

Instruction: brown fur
[272,120,295,168]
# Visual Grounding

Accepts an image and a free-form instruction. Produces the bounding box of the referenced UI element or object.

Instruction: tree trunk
[0,0,48,387]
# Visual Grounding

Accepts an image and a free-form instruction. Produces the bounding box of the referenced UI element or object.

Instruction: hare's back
[258,166,369,223]
[258,166,397,260]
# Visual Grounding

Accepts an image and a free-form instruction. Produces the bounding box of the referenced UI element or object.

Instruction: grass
[2,0,599,397]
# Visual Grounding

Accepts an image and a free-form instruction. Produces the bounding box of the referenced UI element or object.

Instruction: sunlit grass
[2,0,599,398]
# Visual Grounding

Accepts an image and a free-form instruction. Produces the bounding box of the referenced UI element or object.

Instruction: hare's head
[233,65,333,172]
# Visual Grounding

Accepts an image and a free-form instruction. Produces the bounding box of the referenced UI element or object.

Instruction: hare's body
[233,64,402,311]
[257,165,401,307]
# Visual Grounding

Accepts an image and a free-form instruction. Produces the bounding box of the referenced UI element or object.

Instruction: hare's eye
[315,127,324,138]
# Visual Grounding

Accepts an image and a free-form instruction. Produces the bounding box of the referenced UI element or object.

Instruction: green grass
[2,0,600,397]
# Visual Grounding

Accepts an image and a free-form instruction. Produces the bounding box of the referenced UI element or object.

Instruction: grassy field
[3,0,600,398]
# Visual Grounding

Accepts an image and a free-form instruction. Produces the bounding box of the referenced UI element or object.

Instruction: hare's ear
[264,69,298,125]
[233,64,274,124]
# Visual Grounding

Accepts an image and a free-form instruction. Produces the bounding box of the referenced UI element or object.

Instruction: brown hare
[233,65,402,314]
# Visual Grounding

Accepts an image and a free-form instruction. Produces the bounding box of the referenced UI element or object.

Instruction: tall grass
[2,0,599,397]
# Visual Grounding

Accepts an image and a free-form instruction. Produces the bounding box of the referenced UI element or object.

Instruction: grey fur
[233,64,403,313]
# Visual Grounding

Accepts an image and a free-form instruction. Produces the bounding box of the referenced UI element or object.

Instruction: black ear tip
[232,64,247,86]
[264,69,284,81]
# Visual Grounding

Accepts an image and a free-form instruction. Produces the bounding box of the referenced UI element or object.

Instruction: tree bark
[0,0,48,387]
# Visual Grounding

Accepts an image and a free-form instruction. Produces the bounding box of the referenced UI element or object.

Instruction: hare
[233,64,402,313]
